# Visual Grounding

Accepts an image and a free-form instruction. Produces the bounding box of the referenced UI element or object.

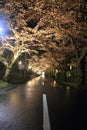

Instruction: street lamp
[0,26,3,46]
[0,23,5,37]
[0,18,9,38]
[0,23,6,45]
[0,26,4,34]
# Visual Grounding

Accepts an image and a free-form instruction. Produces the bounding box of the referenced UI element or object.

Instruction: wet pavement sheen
[0,77,43,130]
[44,79,87,130]
[0,77,87,130]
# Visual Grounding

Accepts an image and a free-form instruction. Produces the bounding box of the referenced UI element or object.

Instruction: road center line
[43,94,51,130]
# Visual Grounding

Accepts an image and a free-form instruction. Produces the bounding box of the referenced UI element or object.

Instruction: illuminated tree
[0,0,86,85]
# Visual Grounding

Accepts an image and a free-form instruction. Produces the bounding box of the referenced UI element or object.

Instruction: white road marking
[43,94,51,130]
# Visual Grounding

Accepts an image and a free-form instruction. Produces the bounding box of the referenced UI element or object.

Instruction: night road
[0,77,87,130]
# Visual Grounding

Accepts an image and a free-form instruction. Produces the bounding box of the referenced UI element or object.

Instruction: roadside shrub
[7,68,36,84]
[7,62,37,84]
[55,68,80,84]
[55,71,66,82]
[45,70,55,78]
[0,61,6,79]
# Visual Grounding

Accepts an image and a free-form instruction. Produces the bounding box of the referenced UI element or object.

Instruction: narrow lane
[0,77,87,130]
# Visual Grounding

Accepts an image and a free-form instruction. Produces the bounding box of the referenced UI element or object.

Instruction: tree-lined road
[0,77,87,130]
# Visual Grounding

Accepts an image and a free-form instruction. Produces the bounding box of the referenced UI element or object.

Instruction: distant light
[70,65,72,70]
[41,72,45,78]
[28,65,32,69]
[18,61,22,65]
[18,61,25,70]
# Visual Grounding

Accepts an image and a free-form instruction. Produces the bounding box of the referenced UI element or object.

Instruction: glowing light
[55,69,58,75]
[41,71,45,78]
[18,61,25,70]
[28,64,32,69]
[53,80,56,87]
[0,26,3,33]
[0,18,9,38]
[18,61,22,65]
[70,65,72,70]
[26,77,40,87]
[0,26,4,37]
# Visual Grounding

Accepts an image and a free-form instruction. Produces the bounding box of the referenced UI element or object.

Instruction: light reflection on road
[0,77,59,123]
[0,77,87,130]
[26,77,41,87]
[0,77,43,130]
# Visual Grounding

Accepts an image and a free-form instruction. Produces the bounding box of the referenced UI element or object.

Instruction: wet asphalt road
[0,77,87,130]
